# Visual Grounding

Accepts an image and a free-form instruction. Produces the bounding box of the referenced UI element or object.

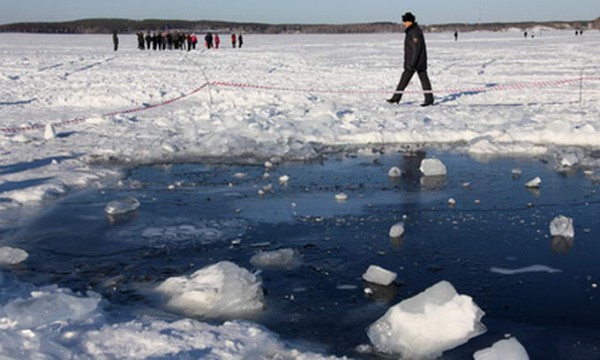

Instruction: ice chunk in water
[525,177,541,188]
[104,196,140,215]
[155,261,264,318]
[362,265,397,286]
[420,158,447,176]
[3,286,102,329]
[549,215,574,238]
[250,249,302,270]
[0,247,29,266]
[473,337,529,360]
[389,222,405,238]
[388,167,402,178]
[367,280,486,359]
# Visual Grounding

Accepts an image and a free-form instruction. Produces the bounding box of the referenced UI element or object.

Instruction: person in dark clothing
[238,34,244,48]
[112,32,119,51]
[387,12,434,107]
[137,32,145,50]
[205,32,214,49]
[454,31,458,41]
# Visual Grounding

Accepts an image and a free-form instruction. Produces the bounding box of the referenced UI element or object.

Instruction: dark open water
[6,149,600,359]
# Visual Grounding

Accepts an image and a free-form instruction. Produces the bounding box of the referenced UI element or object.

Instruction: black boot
[420,95,434,107]
[386,95,401,104]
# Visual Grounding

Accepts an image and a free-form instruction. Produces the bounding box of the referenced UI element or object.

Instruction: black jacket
[404,23,428,71]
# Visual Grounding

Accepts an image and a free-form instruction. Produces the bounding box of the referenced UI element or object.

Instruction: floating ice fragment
[490,264,562,275]
[367,280,486,359]
[362,265,397,286]
[233,172,247,179]
[155,261,264,318]
[549,215,574,238]
[388,167,402,178]
[104,196,140,215]
[264,161,274,169]
[44,123,56,140]
[389,222,405,238]
[448,198,457,206]
[525,177,541,188]
[420,158,447,176]
[335,193,348,202]
[474,337,529,360]
[250,249,302,270]
[0,246,29,266]
[278,175,290,185]
[560,153,580,168]
[512,168,522,177]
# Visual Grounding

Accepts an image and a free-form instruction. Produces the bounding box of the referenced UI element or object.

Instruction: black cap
[402,12,416,22]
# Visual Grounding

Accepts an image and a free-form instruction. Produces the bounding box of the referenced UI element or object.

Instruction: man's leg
[388,69,415,103]
[418,70,434,105]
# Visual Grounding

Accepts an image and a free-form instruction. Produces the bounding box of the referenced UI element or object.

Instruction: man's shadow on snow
[436,83,581,107]
[436,83,497,105]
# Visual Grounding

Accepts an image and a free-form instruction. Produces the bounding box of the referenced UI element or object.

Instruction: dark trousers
[391,69,434,103]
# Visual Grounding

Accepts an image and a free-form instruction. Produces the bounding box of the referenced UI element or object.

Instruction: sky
[1,0,599,26]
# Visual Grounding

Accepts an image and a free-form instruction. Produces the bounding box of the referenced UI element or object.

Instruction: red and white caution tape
[2,77,598,135]
[1,83,209,135]
[211,77,600,95]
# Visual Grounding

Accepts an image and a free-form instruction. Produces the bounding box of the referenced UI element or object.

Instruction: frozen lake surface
[1,30,600,358]
[4,149,600,358]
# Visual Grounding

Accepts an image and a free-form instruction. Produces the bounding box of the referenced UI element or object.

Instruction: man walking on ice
[387,12,435,107]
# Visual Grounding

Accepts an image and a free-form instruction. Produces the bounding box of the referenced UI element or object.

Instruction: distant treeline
[0,17,598,34]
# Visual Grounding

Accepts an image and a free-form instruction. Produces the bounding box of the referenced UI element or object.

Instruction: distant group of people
[109,31,245,52]
[135,31,198,51]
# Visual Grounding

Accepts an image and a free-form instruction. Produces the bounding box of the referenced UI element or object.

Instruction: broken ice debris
[0,246,29,266]
[367,280,486,359]
[549,215,575,238]
[250,248,302,270]
[44,123,56,140]
[389,222,405,238]
[473,337,529,360]
[278,175,290,185]
[420,158,447,177]
[388,167,402,178]
[525,177,541,188]
[155,261,264,318]
[448,198,457,206]
[362,265,397,286]
[335,193,348,202]
[560,153,580,168]
[104,196,140,215]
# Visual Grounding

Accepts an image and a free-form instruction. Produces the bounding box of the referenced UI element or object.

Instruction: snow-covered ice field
[1,30,600,358]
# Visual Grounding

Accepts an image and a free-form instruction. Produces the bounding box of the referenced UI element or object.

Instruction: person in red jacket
[231,33,237,48]
[215,34,220,49]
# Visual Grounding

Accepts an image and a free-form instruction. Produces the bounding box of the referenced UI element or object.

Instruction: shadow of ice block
[551,236,575,254]
[367,280,486,359]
